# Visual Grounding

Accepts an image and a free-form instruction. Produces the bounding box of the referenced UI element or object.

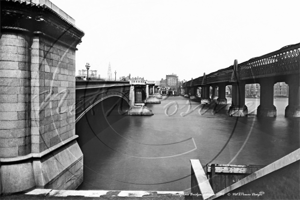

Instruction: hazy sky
[51,0,299,81]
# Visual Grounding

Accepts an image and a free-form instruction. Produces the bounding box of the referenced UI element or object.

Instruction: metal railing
[183,43,300,87]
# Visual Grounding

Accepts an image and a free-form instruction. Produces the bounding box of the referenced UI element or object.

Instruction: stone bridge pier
[228,81,248,117]
[0,0,84,194]
[228,60,248,117]
[210,85,217,100]
[217,83,227,105]
[285,75,300,117]
[145,81,161,104]
[188,86,198,100]
[200,85,211,104]
[185,87,189,96]
[257,78,276,117]
[127,78,158,115]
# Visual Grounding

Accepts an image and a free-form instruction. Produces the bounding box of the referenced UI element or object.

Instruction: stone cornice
[1,0,84,48]
[0,135,79,164]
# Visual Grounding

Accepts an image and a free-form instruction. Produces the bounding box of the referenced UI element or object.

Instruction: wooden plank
[206,164,262,174]
[191,159,215,200]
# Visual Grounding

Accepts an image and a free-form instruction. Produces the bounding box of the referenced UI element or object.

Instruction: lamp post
[85,63,90,80]
[114,70,116,81]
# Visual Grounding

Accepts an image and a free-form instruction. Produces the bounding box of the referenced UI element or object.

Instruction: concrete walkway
[1,189,193,199]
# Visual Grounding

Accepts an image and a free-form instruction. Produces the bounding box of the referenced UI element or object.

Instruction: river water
[76,96,299,191]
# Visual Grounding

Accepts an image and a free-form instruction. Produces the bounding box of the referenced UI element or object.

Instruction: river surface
[76,96,299,191]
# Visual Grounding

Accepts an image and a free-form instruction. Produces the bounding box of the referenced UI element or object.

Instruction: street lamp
[114,70,117,81]
[85,63,90,80]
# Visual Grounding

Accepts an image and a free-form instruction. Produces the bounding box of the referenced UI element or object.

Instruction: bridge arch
[76,91,130,123]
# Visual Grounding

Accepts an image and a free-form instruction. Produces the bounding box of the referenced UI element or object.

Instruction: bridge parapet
[20,0,76,25]
[146,80,155,85]
[130,77,146,85]
[76,80,130,89]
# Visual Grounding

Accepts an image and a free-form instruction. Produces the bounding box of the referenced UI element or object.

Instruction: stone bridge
[0,0,160,195]
[182,43,300,117]
[75,80,131,122]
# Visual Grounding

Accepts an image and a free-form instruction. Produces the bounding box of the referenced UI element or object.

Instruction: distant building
[107,63,112,81]
[78,69,87,77]
[119,74,131,81]
[77,69,100,80]
[155,80,161,86]
[243,82,288,98]
[159,74,179,95]
[160,78,167,87]
[245,84,260,98]
[166,74,179,90]
[274,82,288,97]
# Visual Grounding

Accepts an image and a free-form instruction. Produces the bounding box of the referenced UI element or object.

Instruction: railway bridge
[182,43,300,117]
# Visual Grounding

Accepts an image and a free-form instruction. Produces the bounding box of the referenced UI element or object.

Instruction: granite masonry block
[17,47,27,55]
[0,70,29,78]
[17,111,28,120]
[0,146,18,157]
[17,94,31,103]
[0,38,26,47]
[0,103,26,112]
[18,144,31,156]
[18,86,30,94]
[0,137,30,148]
[0,95,18,103]
[0,128,29,138]
[0,86,20,94]
[0,77,21,86]
[18,62,28,71]
[0,120,29,129]
[1,34,19,40]
[0,61,19,70]
[31,143,40,153]
[0,111,18,120]
[19,78,30,86]
[50,135,60,147]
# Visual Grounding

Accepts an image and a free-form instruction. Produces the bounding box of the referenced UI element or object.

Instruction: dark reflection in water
[76,96,299,191]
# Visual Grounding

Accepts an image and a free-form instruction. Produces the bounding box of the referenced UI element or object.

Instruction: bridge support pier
[128,85,154,115]
[129,85,135,107]
[146,85,149,99]
[228,82,248,117]
[257,79,276,117]
[0,2,85,194]
[201,86,211,104]
[189,87,198,100]
[195,87,200,98]
[217,83,227,105]
[211,86,217,101]
[145,84,161,104]
[285,75,300,117]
